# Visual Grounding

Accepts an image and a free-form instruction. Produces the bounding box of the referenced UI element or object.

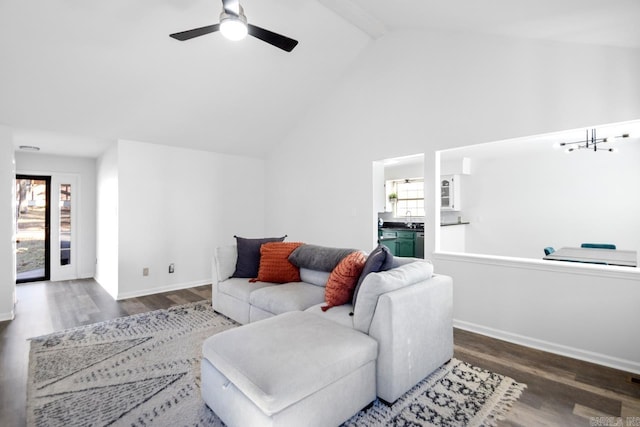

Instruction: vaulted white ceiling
[2,0,639,158]
[323,0,640,48]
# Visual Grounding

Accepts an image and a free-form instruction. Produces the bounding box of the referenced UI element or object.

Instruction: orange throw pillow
[322,251,366,311]
[251,242,304,283]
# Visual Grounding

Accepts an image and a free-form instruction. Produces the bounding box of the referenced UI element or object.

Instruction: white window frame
[387,178,425,218]
[50,174,78,281]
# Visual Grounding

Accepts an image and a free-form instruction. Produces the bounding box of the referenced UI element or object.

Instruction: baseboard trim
[116,280,210,301]
[454,319,640,375]
[0,310,15,322]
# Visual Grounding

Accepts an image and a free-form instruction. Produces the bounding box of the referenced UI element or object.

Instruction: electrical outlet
[143,267,149,276]
[169,263,175,274]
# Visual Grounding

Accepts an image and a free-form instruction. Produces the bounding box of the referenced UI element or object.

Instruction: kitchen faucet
[405,210,413,228]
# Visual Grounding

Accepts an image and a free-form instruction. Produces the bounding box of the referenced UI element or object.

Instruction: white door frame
[50,174,79,281]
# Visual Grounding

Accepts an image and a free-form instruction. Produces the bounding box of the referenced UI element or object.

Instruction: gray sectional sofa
[209,244,454,404]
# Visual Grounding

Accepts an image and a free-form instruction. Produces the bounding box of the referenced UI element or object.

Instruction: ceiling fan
[169,0,298,52]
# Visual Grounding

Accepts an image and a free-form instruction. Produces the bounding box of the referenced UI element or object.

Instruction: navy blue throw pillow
[351,244,394,307]
[232,235,286,278]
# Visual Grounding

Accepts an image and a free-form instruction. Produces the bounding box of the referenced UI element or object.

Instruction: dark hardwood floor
[455,329,640,426]
[0,279,211,427]
[1,279,638,426]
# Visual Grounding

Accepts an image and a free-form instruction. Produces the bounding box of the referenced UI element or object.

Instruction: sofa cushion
[288,244,357,272]
[391,256,419,268]
[218,278,274,302]
[305,303,354,329]
[249,282,325,315]
[353,261,434,333]
[322,251,366,311]
[232,236,286,278]
[252,242,303,283]
[351,244,394,307]
[299,268,330,287]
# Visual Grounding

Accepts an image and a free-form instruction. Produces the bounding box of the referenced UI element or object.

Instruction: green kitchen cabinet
[379,229,398,255]
[379,230,415,257]
[396,231,415,257]
[380,238,397,255]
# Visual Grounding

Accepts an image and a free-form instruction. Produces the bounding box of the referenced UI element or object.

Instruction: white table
[543,247,637,267]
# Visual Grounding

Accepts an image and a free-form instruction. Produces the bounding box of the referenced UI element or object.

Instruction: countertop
[379,222,424,232]
[380,222,470,229]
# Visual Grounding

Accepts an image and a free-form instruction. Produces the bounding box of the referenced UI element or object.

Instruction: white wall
[266,28,640,249]
[265,28,640,372]
[384,161,424,181]
[461,143,640,258]
[114,140,266,299]
[95,143,119,298]
[0,126,16,321]
[435,253,640,373]
[15,152,97,279]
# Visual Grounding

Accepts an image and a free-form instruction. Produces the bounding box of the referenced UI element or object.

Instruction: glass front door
[60,183,71,266]
[16,175,51,283]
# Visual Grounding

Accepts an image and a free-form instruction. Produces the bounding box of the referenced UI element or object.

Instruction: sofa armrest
[368,274,453,403]
[213,245,237,282]
[353,261,434,333]
[212,246,238,309]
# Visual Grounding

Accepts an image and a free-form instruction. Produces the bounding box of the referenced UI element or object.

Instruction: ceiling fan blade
[170,24,220,41]
[247,24,298,52]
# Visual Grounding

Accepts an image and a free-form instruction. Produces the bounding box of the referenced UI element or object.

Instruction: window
[387,178,424,217]
[60,183,71,266]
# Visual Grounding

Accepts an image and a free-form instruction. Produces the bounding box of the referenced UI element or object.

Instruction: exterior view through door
[16,175,51,283]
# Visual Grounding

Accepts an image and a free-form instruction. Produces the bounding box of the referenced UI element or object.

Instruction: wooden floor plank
[1,279,638,427]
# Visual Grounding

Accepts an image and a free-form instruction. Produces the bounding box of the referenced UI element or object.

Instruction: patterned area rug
[27,301,525,427]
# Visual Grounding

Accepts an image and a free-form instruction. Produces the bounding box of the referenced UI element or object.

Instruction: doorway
[372,154,426,258]
[16,175,51,283]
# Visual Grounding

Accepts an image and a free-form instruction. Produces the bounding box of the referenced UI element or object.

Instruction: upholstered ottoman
[201,311,378,427]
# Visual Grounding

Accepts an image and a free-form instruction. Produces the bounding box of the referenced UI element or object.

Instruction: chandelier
[559,128,629,153]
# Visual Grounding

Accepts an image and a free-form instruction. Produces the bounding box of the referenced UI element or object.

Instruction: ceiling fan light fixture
[220,10,248,41]
[170,1,298,52]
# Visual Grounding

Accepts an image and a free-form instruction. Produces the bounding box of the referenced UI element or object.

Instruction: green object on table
[581,243,616,250]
